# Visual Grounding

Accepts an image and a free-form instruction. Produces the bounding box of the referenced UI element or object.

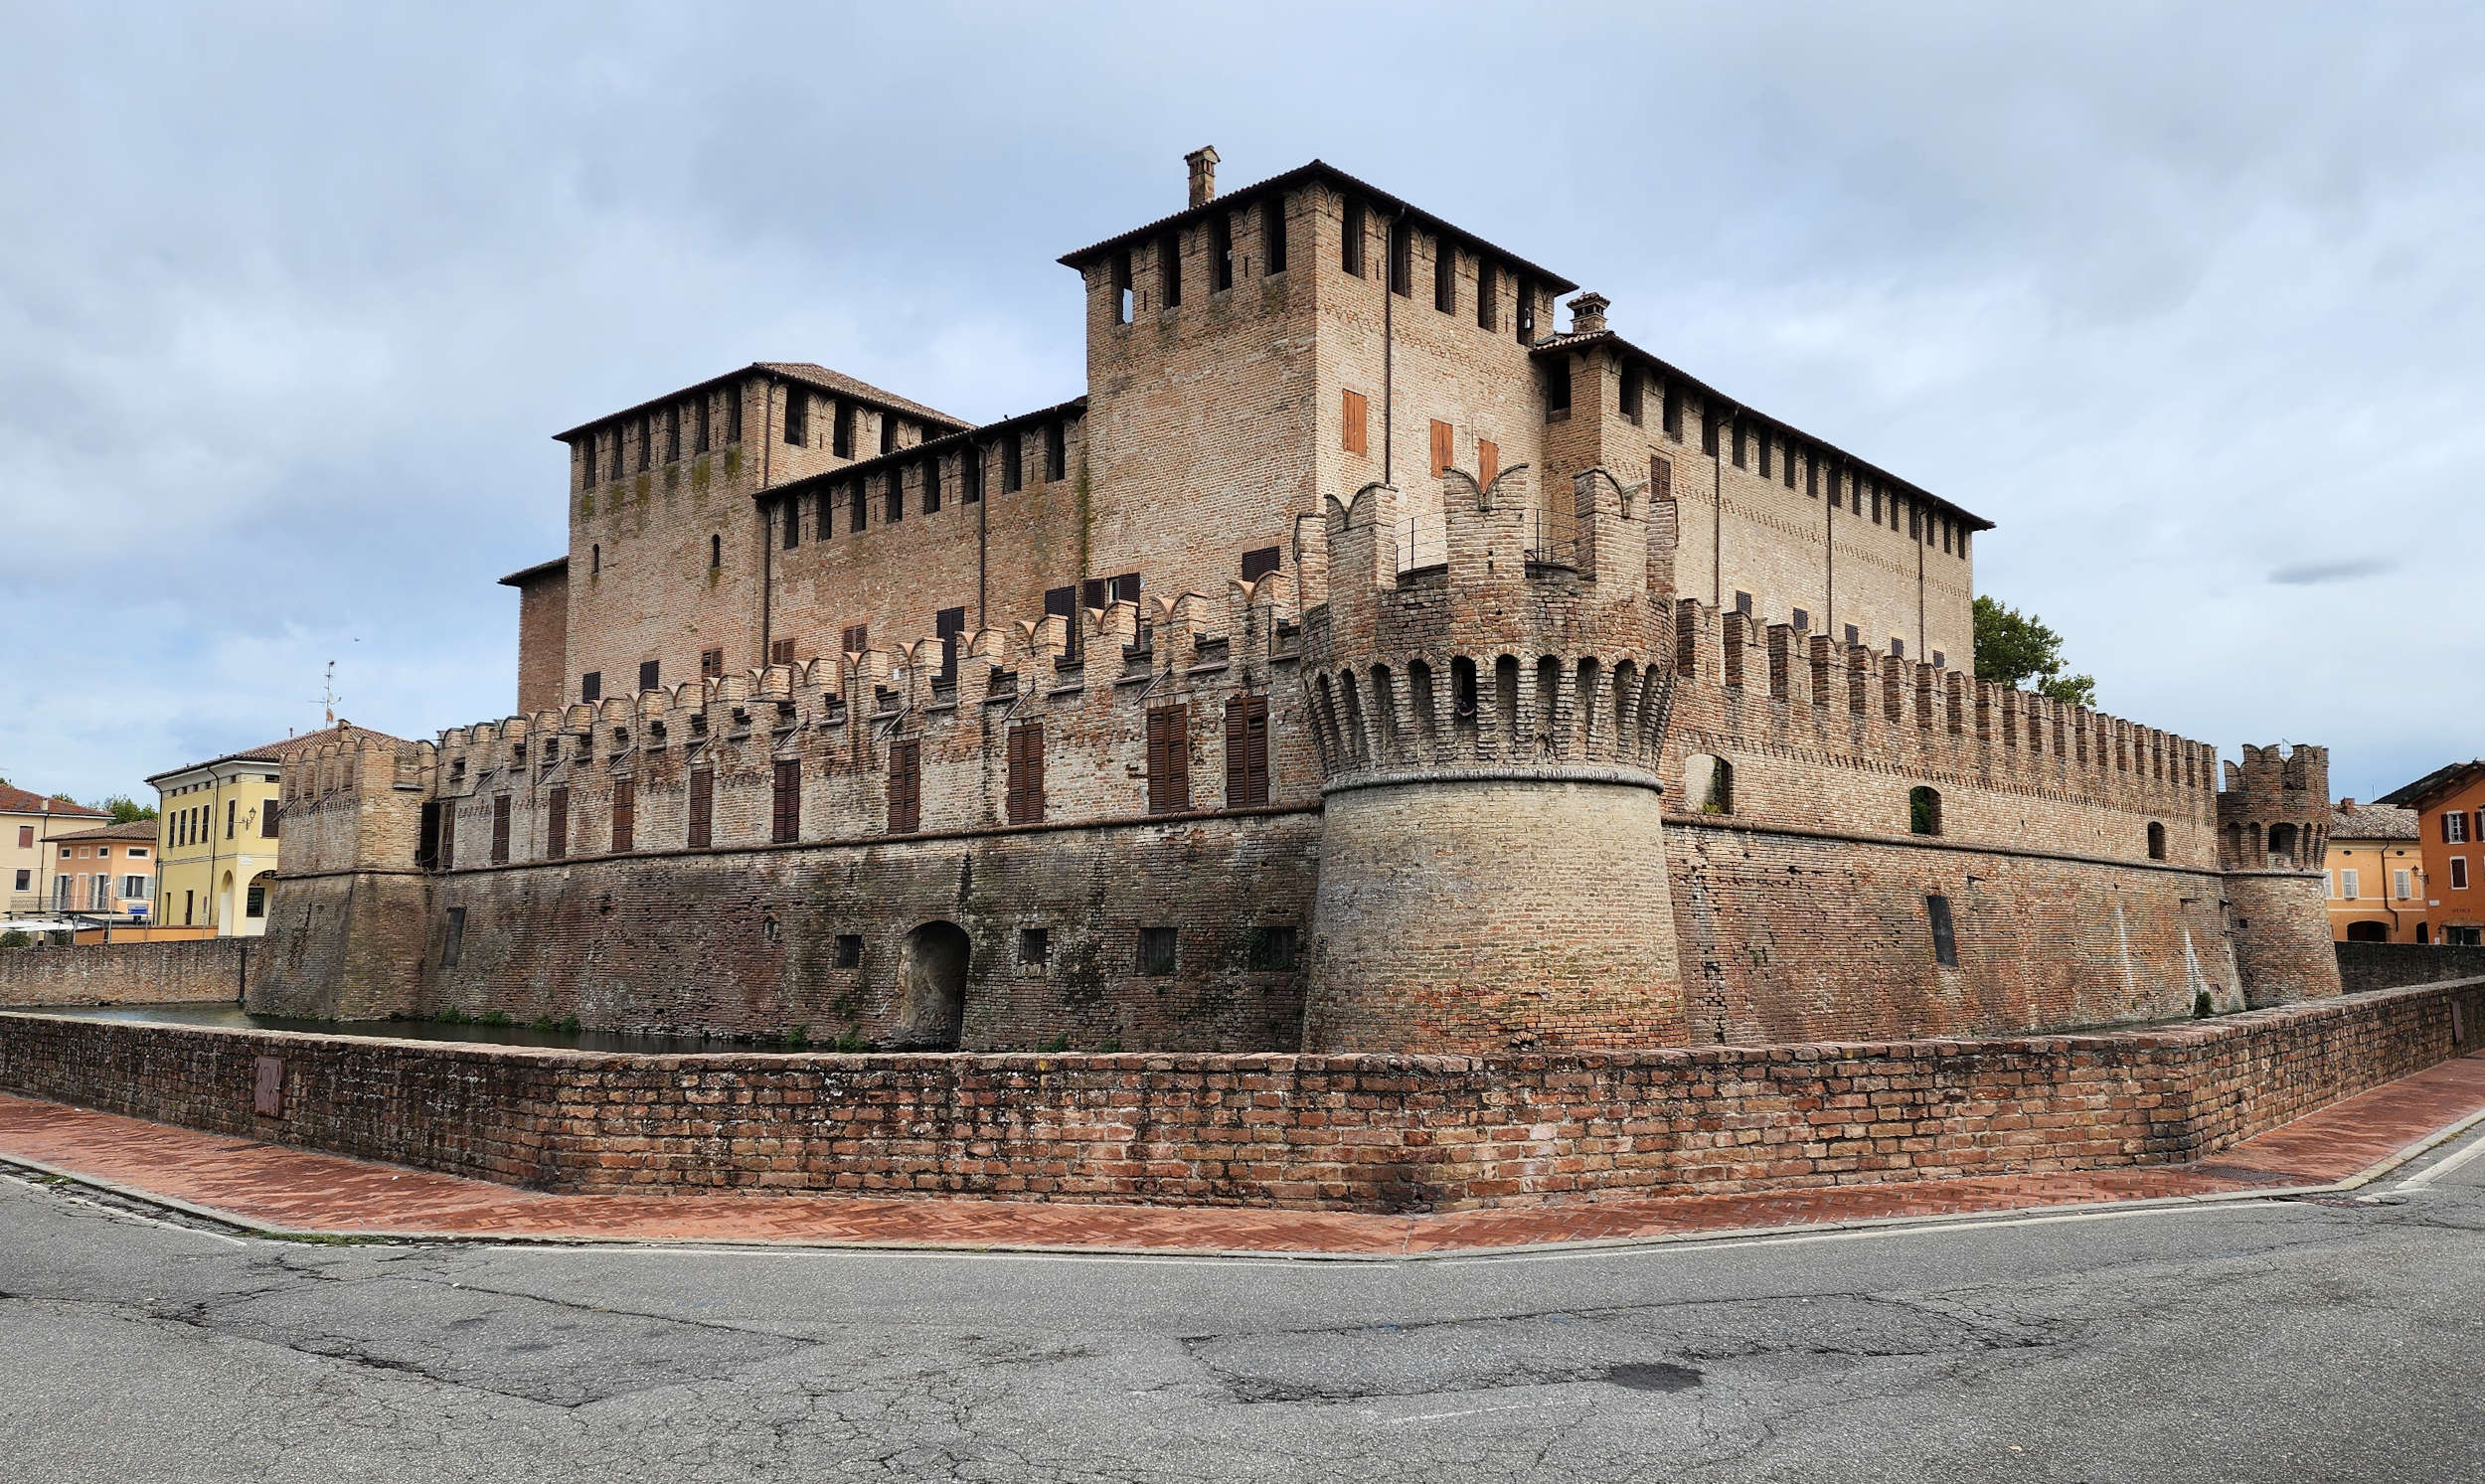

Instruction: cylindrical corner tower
[1296,471,1687,1053]
[2217,742,2343,1007]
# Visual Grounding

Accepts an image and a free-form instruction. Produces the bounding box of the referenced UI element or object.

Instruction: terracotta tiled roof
[44,819,159,844]
[1528,328,1993,533]
[554,363,969,442]
[145,723,412,786]
[0,785,105,819]
[1056,159,1579,295]
[756,396,1090,503]
[2376,761,2485,813]
[2330,801,2419,840]
[497,557,567,587]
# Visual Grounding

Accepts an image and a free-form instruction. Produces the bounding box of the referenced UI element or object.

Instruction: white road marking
[1377,1400,1569,1427]
[2396,1129,2485,1190]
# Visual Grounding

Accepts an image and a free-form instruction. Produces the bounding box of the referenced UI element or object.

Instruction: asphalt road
[5,1129,2483,1483]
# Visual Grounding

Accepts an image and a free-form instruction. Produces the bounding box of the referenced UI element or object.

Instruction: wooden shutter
[546,786,568,860]
[261,800,280,839]
[889,741,920,834]
[1343,390,1367,455]
[491,796,511,863]
[438,802,457,868]
[1650,455,1672,503]
[1147,706,1189,814]
[1429,419,1452,476]
[1478,439,1499,491]
[610,780,634,853]
[771,759,799,843]
[1007,725,1044,824]
[686,770,711,849]
[1226,694,1268,807]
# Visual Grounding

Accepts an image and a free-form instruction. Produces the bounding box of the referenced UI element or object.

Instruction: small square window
[1019,926,1050,971]
[1138,925,1177,976]
[1245,925,1298,972]
[834,933,863,969]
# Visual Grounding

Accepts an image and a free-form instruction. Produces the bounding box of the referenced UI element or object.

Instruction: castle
[248,149,2343,1051]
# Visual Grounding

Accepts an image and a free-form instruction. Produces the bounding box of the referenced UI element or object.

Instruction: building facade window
[609,780,634,853]
[491,795,511,864]
[771,759,800,843]
[687,768,713,849]
[1006,724,1045,824]
[1146,705,1190,814]
[546,786,568,860]
[1138,925,1178,976]
[889,739,920,835]
[1260,195,1286,274]
[784,388,808,446]
[1225,694,1269,807]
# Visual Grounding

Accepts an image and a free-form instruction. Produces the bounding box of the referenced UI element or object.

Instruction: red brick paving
[4,1053,2480,1256]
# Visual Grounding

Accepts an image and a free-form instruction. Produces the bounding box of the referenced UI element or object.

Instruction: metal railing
[1396,514,1446,574]
[1523,507,1577,570]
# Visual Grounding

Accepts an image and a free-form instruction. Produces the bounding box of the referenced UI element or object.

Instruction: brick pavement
[3,1053,2479,1257]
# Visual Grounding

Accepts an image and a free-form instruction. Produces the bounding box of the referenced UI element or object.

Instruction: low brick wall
[3,980,2480,1213]
[2337,941,2485,995]
[0,939,246,1007]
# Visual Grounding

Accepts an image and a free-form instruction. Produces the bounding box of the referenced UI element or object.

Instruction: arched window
[2268,822,2298,867]
[1685,754,1733,815]
[2147,821,2166,861]
[1909,785,1942,836]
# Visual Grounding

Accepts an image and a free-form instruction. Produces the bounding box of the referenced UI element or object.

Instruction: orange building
[2377,761,2485,947]
[41,819,159,919]
[2323,799,2425,943]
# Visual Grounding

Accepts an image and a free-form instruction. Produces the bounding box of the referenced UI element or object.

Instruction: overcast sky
[4,3,2478,806]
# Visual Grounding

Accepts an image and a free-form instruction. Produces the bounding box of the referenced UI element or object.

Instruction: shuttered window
[1650,454,1672,503]
[1429,418,1453,476]
[262,801,280,839]
[1226,694,1269,807]
[611,780,634,854]
[841,622,869,655]
[1343,390,1368,456]
[889,739,920,835]
[546,786,568,860]
[686,769,712,849]
[1146,705,1191,814]
[771,759,800,843]
[1478,438,1499,491]
[491,795,511,864]
[1006,725,1045,825]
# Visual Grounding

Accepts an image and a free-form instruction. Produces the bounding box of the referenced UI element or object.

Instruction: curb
[5,1096,2481,1263]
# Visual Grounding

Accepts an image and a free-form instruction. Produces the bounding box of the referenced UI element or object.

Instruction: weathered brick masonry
[3,979,2475,1212]
[0,939,246,1007]
[2338,941,2485,995]
[215,149,2342,1053]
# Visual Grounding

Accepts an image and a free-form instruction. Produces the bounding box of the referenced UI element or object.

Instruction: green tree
[101,794,157,824]
[1972,595,2097,708]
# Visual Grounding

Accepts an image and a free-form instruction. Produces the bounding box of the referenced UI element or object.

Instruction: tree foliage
[1972,595,2097,708]
[102,794,157,824]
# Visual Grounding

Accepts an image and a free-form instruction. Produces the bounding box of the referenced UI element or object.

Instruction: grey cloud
[3,2,2482,807]
[2269,558,2398,586]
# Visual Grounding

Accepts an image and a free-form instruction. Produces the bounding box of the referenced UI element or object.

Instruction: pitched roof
[0,785,105,819]
[144,722,413,786]
[1057,158,1580,295]
[755,396,1090,505]
[553,362,969,442]
[498,557,567,587]
[45,818,159,844]
[1528,328,1994,533]
[2374,761,2485,813]
[2330,801,2420,840]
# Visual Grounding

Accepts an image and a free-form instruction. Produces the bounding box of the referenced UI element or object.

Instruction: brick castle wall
[2338,941,2485,995]
[0,938,245,1007]
[5,978,2475,1212]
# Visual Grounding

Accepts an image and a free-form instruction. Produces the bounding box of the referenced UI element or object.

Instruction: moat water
[21,1003,746,1056]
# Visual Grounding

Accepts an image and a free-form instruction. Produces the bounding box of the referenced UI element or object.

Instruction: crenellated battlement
[1662,595,2222,832]
[2217,742,2330,872]
[418,575,1313,873]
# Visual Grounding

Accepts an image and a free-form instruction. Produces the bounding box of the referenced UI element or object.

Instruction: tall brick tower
[2217,742,2343,1006]
[1297,462,1685,1052]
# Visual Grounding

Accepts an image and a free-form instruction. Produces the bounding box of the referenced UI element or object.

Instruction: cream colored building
[150,742,289,934]
[2,784,107,918]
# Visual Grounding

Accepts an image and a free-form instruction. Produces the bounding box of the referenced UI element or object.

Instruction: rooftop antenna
[322,660,341,727]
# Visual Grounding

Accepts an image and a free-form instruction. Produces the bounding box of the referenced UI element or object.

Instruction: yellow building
[149,741,292,935]
[2324,798,2427,943]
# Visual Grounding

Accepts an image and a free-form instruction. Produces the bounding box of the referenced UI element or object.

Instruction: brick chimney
[1185,146,1220,208]
[1568,291,1609,335]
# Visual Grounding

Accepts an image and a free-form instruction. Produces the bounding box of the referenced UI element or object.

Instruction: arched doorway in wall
[2345,920,2389,942]
[243,871,277,936]
[217,870,236,933]
[892,921,971,1050]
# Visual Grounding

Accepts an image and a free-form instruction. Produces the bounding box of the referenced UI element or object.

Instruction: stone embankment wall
[0,939,246,1007]
[2338,942,2485,996]
[3,978,2476,1213]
